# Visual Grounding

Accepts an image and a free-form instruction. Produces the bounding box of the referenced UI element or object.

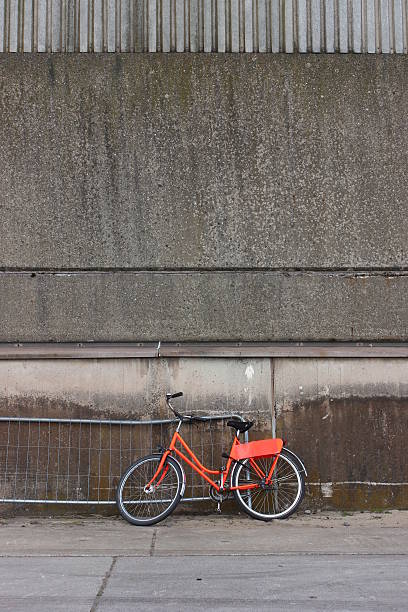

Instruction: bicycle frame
[147,425,280,493]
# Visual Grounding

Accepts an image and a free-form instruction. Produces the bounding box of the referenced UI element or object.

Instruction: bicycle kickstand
[216,501,222,513]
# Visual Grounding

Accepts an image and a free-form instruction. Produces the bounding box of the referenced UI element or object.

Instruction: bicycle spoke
[118,456,181,523]
[233,452,303,519]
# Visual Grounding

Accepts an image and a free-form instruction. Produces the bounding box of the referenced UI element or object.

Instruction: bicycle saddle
[227,419,254,433]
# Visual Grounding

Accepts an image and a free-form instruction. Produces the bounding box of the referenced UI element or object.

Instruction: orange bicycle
[116,392,306,525]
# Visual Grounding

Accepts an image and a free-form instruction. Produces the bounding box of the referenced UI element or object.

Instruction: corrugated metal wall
[0,0,407,53]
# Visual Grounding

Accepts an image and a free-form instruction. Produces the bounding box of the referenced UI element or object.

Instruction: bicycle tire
[231,448,305,521]
[116,453,184,526]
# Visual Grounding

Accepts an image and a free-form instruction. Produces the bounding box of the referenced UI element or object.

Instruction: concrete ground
[0,510,408,611]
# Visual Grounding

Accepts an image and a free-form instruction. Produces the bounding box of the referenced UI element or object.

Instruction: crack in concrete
[150,528,158,557]
[90,556,117,612]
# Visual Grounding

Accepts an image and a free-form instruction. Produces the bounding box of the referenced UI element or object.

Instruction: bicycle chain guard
[209,484,232,502]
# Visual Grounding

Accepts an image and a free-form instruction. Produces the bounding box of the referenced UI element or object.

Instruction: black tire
[116,454,184,526]
[231,448,305,521]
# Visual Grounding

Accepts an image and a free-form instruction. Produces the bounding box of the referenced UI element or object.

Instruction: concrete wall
[1,54,408,342]
[275,358,408,509]
[0,357,273,421]
[1,53,407,512]
[1,272,407,342]
[1,357,407,510]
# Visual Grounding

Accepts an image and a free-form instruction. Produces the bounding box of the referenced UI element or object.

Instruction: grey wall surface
[1,55,408,271]
[275,357,408,508]
[1,272,407,342]
[1,0,408,53]
[0,54,407,342]
[0,357,273,419]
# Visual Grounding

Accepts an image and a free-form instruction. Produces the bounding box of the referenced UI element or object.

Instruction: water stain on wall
[277,396,408,509]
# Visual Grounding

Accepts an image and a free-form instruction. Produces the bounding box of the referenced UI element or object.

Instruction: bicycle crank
[209,485,230,503]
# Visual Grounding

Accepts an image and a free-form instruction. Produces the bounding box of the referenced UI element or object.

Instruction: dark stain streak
[277,396,408,510]
[114,55,122,78]
[47,58,55,85]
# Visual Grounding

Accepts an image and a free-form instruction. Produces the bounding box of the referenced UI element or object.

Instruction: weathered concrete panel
[0,357,272,506]
[1,356,407,511]
[0,357,272,422]
[0,272,407,342]
[0,55,407,270]
[275,358,408,509]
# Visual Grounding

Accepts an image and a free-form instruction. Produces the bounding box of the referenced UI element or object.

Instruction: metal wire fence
[0,415,245,505]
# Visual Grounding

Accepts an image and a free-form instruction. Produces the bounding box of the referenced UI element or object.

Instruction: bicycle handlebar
[166,392,183,400]
[165,391,207,423]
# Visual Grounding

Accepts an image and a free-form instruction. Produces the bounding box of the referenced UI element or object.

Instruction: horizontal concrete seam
[1,267,408,273]
[1,342,408,359]
[0,554,408,559]
[1,270,408,278]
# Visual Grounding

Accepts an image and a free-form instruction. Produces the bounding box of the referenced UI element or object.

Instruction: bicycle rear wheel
[116,454,184,526]
[231,449,305,521]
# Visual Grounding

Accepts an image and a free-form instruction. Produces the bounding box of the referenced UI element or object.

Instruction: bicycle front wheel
[231,449,305,521]
[116,454,184,526]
